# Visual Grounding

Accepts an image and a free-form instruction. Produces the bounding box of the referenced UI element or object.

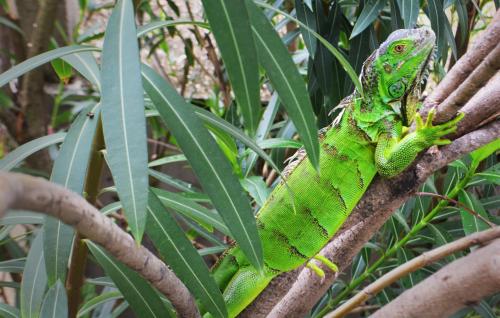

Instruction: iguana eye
[394,44,406,53]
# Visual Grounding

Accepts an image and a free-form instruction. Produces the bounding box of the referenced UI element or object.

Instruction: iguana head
[361,28,435,126]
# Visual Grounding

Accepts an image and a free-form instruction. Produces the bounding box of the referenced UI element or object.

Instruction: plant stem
[317,167,476,317]
[66,119,104,318]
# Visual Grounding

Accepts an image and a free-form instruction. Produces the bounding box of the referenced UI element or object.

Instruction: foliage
[0,0,498,317]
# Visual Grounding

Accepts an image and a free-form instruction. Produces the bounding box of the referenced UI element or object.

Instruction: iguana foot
[415,108,464,146]
[306,255,339,281]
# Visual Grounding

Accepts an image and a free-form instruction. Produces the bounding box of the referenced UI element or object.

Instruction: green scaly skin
[206,28,463,318]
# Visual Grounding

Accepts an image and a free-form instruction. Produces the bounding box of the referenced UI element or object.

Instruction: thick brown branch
[325,227,500,318]
[370,238,500,318]
[437,43,500,122]
[423,9,500,114]
[0,172,200,318]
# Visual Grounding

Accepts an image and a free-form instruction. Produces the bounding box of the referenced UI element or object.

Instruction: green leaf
[51,59,73,82]
[148,154,186,168]
[470,139,500,166]
[44,104,101,286]
[101,0,149,243]
[137,19,209,37]
[201,0,260,135]
[147,191,227,318]
[397,0,419,28]
[0,16,23,35]
[0,133,66,171]
[61,52,101,90]
[0,211,44,225]
[152,187,229,235]
[0,46,98,88]
[0,303,20,318]
[459,191,490,236]
[295,0,317,56]
[142,65,263,270]
[77,291,122,317]
[350,0,386,39]
[86,241,172,318]
[20,233,47,318]
[0,258,26,273]
[246,0,320,171]
[40,281,68,318]
[193,108,282,176]
[253,0,364,98]
[427,0,448,59]
[240,176,271,207]
[256,138,302,150]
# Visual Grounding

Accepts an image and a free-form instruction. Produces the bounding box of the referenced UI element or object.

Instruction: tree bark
[370,238,500,318]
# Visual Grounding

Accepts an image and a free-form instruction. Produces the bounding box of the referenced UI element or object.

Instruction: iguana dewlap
[206,27,463,318]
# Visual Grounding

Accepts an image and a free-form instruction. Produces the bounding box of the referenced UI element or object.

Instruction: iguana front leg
[375,109,464,177]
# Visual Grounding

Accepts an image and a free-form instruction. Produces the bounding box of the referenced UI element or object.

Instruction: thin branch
[415,191,495,228]
[371,238,500,318]
[0,172,200,318]
[325,227,500,318]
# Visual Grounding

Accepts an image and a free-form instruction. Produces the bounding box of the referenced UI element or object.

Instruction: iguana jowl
[207,28,463,317]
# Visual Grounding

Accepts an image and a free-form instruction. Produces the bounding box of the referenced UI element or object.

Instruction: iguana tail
[207,246,277,318]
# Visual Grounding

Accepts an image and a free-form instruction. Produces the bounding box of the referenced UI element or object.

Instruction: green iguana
[207,27,463,318]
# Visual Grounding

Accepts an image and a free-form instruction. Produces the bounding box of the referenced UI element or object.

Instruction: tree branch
[423,9,500,118]
[0,172,200,318]
[325,227,500,318]
[370,238,500,318]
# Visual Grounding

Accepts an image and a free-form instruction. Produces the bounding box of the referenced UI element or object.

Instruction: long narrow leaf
[0,133,65,171]
[0,46,98,87]
[253,1,363,97]
[61,52,101,90]
[44,104,101,286]
[77,290,122,318]
[246,0,320,170]
[397,0,419,28]
[0,303,20,318]
[142,65,263,270]
[201,0,260,135]
[100,0,149,242]
[147,192,227,318]
[20,233,47,318]
[350,0,386,39]
[86,241,171,318]
[40,281,68,318]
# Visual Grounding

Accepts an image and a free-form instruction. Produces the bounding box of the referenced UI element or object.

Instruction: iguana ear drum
[388,81,406,99]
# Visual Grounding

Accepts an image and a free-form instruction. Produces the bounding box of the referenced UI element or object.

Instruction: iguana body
[207,28,462,318]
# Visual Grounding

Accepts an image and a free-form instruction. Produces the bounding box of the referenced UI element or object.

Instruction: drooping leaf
[0,46,99,87]
[61,52,101,90]
[40,280,68,318]
[0,303,20,318]
[295,0,317,56]
[100,0,149,242]
[350,0,386,39]
[241,176,271,207]
[44,104,101,286]
[142,65,263,270]
[201,0,260,135]
[397,0,420,28]
[427,0,448,59]
[86,241,172,318]
[458,191,491,236]
[0,211,44,225]
[152,188,229,235]
[77,290,122,317]
[147,191,227,318]
[136,20,209,37]
[246,0,320,171]
[0,133,66,171]
[20,233,47,318]
[0,258,26,273]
